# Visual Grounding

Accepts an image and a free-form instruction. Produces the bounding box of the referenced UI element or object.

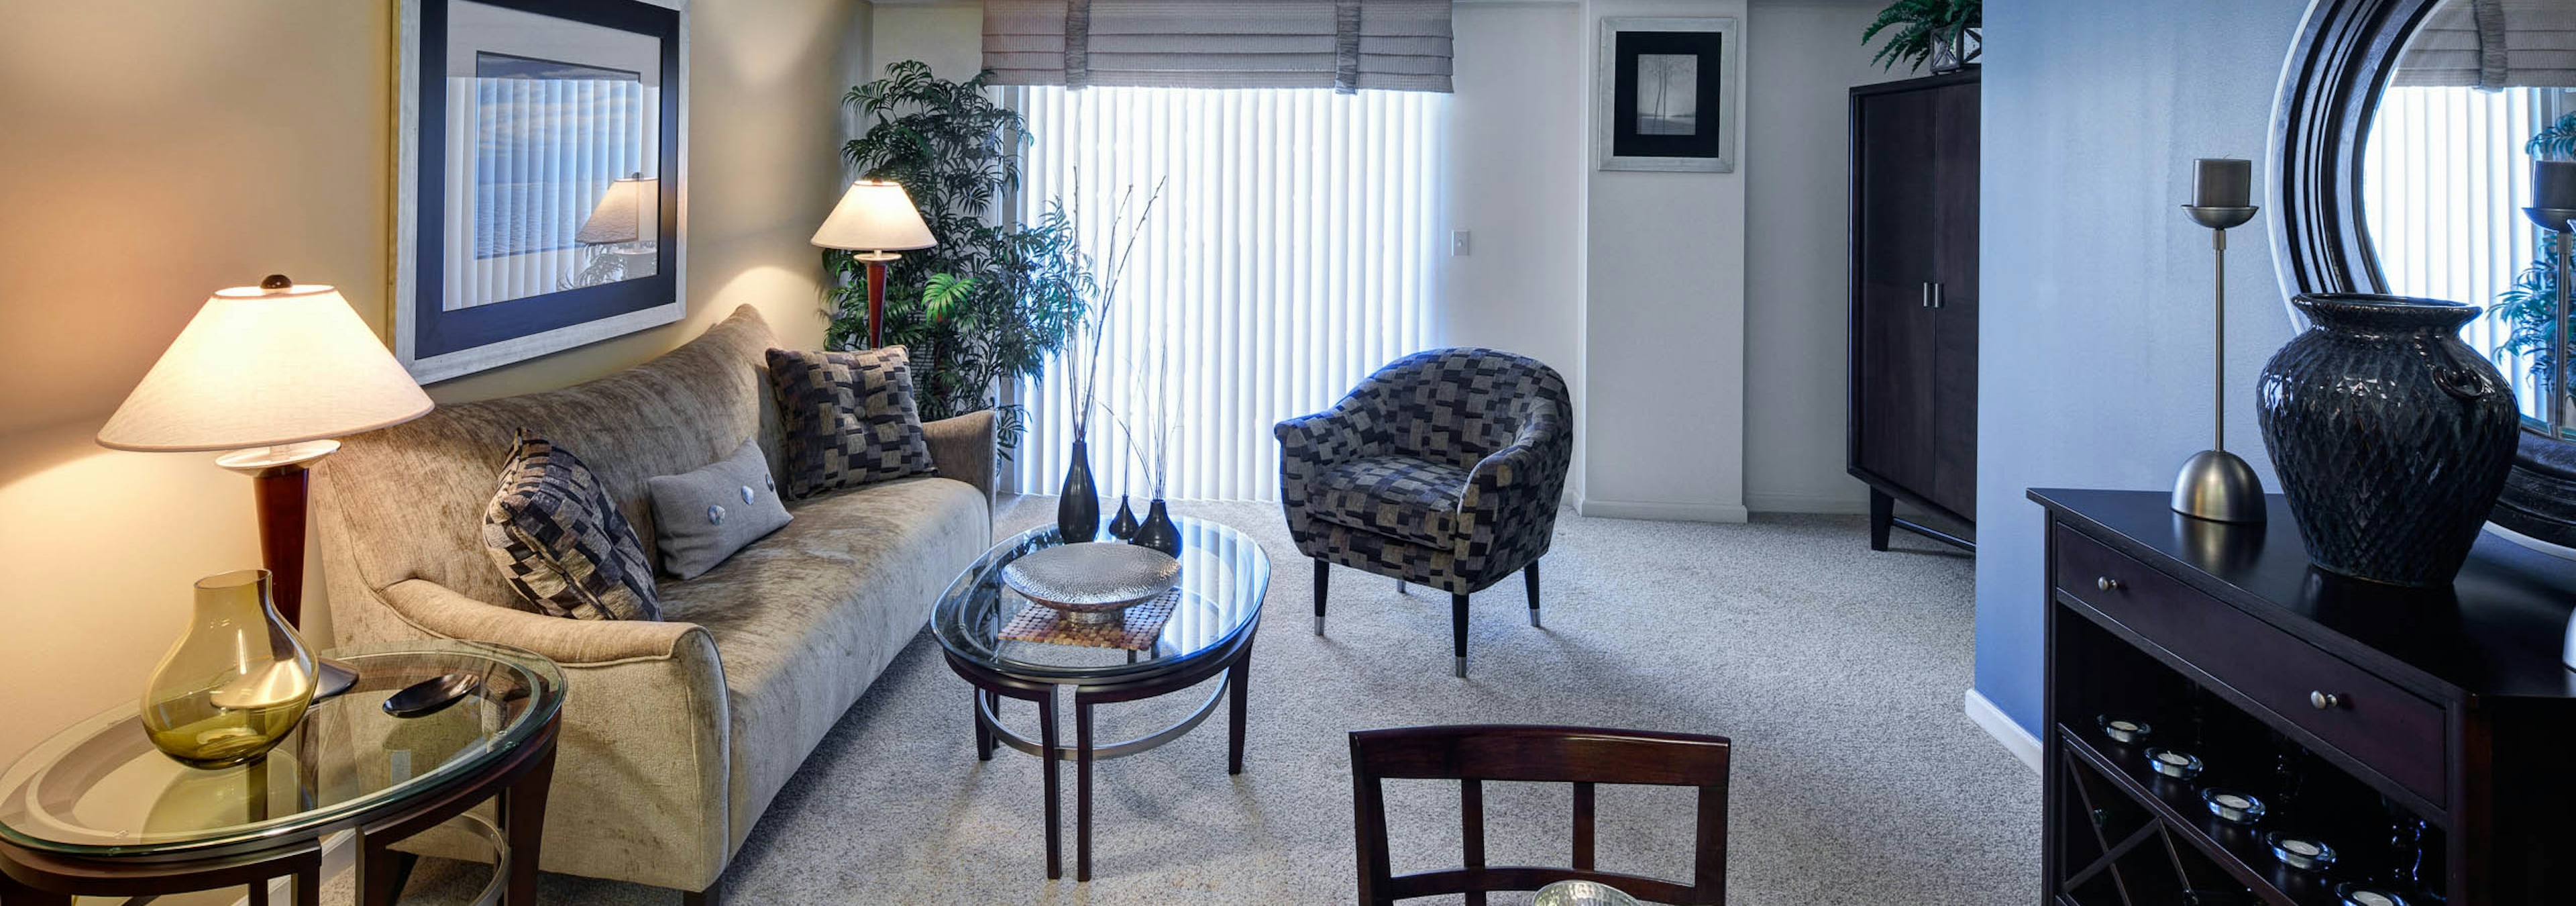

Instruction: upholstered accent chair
[1274,348,1573,676]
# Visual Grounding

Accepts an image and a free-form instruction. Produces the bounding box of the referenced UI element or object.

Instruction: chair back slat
[1572,781,1597,871]
[1351,725,1732,905]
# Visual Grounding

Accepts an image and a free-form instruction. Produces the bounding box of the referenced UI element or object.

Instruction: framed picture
[1596,17,1738,173]
[395,0,688,383]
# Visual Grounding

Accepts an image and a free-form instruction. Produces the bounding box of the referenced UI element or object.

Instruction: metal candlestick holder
[2520,205,2576,442]
[2174,204,2267,523]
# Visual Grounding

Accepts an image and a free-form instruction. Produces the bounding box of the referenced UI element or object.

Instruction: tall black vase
[2255,293,2518,587]
[1132,499,1180,556]
[1057,438,1099,543]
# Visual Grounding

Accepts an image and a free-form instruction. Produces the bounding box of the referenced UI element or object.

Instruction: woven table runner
[998,587,1181,651]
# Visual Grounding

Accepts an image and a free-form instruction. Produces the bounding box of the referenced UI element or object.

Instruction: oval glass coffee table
[931,515,1269,883]
[0,640,564,905]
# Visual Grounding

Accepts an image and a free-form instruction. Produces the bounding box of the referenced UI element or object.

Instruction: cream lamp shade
[97,280,435,452]
[576,172,659,246]
[810,181,935,253]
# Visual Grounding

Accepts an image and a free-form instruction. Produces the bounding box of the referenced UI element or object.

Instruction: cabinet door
[1928,82,1980,520]
[1851,87,1939,495]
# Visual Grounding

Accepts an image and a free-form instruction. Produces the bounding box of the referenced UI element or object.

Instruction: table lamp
[811,180,935,347]
[98,276,435,696]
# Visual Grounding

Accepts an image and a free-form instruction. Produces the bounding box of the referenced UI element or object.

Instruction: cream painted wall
[0,0,865,766]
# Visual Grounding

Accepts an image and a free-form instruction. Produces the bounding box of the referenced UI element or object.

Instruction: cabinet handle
[1931,283,1945,309]
[2095,576,2123,592]
[2310,691,2346,710]
[1921,282,1932,308]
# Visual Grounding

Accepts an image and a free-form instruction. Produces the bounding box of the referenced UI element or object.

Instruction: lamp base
[2173,450,2267,523]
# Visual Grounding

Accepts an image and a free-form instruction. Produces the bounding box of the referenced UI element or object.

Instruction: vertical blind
[2363,85,2575,422]
[1007,85,1446,501]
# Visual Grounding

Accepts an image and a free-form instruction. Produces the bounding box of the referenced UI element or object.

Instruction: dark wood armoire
[1848,70,1979,552]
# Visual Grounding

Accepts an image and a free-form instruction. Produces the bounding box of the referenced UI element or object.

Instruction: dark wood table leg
[296,860,321,906]
[1039,685,1062,880]
[1077,699,1095,883]
[0,872,71,906]
[500,741,558,905]
[1228,647,1252,775]
[974,688,996,761]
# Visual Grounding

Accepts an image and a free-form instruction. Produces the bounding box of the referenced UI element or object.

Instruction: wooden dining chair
[1349,724,1733,905]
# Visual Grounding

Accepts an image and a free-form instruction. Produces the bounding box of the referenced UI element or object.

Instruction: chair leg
[1452,593,1470,678]
[1396,579,1407,595]
[1313,559,1330,636]
[1525,560,1542,628]
[683,878,723,906]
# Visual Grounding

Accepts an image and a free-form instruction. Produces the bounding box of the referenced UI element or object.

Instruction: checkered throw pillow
[482,431,661,621]
[765,346,936,499]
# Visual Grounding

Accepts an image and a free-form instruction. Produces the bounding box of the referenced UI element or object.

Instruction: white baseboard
[1574,497,1751,523]
[1743,491,1871,515]
[1965,689,2041,774]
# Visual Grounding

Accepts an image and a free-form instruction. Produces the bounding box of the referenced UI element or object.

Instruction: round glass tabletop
[0,639,564,858]
[932,515,1270,684]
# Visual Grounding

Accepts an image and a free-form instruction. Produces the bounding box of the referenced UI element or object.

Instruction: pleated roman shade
[983,0,1453,93]
[2394,0,2576,89]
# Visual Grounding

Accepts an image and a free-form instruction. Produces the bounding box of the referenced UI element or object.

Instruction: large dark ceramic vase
[1057,438,1099,543]
[1132,499,1181,556]
[2255,293,2518,587]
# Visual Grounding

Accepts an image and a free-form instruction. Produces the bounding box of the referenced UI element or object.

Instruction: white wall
[1743,0,1900,514]
[864,0,1888,517]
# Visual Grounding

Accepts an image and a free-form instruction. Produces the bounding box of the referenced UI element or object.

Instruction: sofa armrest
[923,409,998,511]
[375,579,733,891]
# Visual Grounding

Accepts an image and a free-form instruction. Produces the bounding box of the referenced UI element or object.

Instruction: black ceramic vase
[1108,495,1139,540]
[1132,499,1181,556]
[2255,293,2518,587]
[1057,438,1099,542]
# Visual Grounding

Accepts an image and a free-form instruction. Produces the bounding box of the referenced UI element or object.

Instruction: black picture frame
[396,0,687,383]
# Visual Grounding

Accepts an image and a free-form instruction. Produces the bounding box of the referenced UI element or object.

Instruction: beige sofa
[315,306,993,903]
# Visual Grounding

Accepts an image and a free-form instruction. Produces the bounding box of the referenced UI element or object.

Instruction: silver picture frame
[1596,17,1739,173]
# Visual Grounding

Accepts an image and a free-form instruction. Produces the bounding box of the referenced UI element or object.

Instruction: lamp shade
[810,181,936,252]
[97,282,435,452]
[576,173,658,246]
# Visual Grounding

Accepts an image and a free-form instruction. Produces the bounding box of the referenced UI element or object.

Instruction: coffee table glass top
[933,515,1270,683]
[0,639,564,858]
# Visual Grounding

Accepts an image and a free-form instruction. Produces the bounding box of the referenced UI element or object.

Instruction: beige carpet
[387,497,2037,905]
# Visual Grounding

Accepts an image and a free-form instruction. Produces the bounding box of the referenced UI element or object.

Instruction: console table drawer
[2053,524,2447,806]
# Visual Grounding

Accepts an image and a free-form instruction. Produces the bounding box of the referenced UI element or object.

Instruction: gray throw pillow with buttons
[648,440,793,580]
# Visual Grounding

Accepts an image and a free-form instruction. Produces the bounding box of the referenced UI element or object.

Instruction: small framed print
[395,0,688,383]
[1597,17,1738,172]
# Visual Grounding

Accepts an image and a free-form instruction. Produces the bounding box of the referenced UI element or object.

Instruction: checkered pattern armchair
[1275,348,1573,676]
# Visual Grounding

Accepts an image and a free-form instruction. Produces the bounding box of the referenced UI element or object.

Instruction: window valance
[2394,0,2576,90]
[982,0,1453,93]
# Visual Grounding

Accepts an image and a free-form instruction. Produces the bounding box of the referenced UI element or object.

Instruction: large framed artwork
[1596,17,1738,173]
[395,0,687,383]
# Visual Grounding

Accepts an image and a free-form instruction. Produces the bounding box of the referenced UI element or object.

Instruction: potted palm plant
[1864,0,1982,74]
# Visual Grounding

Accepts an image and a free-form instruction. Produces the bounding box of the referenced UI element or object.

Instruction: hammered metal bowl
[1534,880,1642,906]
[1001,542,1181,624]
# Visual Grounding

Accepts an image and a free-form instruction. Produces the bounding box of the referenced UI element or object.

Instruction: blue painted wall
[1974,0,2314,733]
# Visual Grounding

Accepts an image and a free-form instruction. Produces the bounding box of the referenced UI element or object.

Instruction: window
[1007,86,1448,501]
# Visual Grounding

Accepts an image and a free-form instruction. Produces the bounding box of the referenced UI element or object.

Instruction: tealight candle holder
[2200,788,2265,825]
[2145,747,2204,781]
[2096,715,2152,745]
[2335,883,2411,906]
[2265,832,2337,872]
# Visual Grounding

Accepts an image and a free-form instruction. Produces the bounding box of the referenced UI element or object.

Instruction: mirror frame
[2270,0,2576,550]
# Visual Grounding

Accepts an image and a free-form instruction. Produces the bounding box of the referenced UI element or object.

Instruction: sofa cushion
[649,439,793,580]
[1309,454,1469,548]
[765,346,936,499]
[655,473,989,849]
[483,432,662,621]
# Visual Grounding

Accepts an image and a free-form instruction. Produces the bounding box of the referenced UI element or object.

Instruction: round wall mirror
[2275,0,2576,549]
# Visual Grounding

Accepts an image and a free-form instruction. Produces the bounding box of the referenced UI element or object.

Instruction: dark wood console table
[2035,489,2576,905]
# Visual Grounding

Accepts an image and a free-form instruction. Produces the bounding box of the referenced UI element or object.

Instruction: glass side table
[0,640,565,905]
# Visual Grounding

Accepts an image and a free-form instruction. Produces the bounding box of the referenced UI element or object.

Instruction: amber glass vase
[140,569,318,768]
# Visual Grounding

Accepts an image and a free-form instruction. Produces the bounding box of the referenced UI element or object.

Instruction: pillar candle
[2192,158,2252,208]
[2536,160,2576,211]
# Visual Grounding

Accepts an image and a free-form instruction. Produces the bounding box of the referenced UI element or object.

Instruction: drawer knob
[2310,691,2346,710]
[2096,576,2124,592]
